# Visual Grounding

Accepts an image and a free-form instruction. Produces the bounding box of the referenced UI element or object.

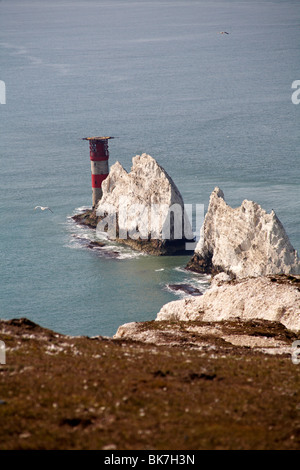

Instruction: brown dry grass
[0,318,299,450]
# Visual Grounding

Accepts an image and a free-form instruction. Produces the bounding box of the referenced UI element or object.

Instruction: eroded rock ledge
[186,187,300,278]
[72,209,99,229]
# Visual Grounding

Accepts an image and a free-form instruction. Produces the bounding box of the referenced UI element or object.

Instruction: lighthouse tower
[83,136,114,209]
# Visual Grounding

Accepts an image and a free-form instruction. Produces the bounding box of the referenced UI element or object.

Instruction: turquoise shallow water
[1,0,299,336]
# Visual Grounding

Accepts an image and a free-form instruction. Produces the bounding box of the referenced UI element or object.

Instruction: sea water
[0,0,299,337]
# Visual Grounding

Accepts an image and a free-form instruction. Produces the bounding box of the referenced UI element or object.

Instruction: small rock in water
[87,240,105,249]
[168,284,203,296]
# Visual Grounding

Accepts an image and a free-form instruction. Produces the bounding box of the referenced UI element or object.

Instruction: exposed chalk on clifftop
[156,274,300,333]
[186,187,300,278]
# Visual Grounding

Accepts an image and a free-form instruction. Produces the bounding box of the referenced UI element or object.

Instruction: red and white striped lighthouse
[83,136,114,209]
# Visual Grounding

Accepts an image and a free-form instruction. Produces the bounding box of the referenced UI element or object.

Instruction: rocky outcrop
[94,154,193,255]
[156,274,300,332]
[186,187,300,278]
[114,318,296,356]
[72,209,100,229]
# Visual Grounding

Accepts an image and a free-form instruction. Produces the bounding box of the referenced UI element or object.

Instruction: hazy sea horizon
[1,0,299,337]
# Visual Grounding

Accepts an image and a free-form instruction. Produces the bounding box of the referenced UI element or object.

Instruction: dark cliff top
[0,317,299,450]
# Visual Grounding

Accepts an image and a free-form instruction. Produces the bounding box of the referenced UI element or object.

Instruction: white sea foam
[174,266,211,283]
[65,214,146,260]
[118,251,146,260]
[174,266,189,274]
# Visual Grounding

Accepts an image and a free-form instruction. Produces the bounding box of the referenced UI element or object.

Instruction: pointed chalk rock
[95,154,193,254]
[187,187,300,278]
